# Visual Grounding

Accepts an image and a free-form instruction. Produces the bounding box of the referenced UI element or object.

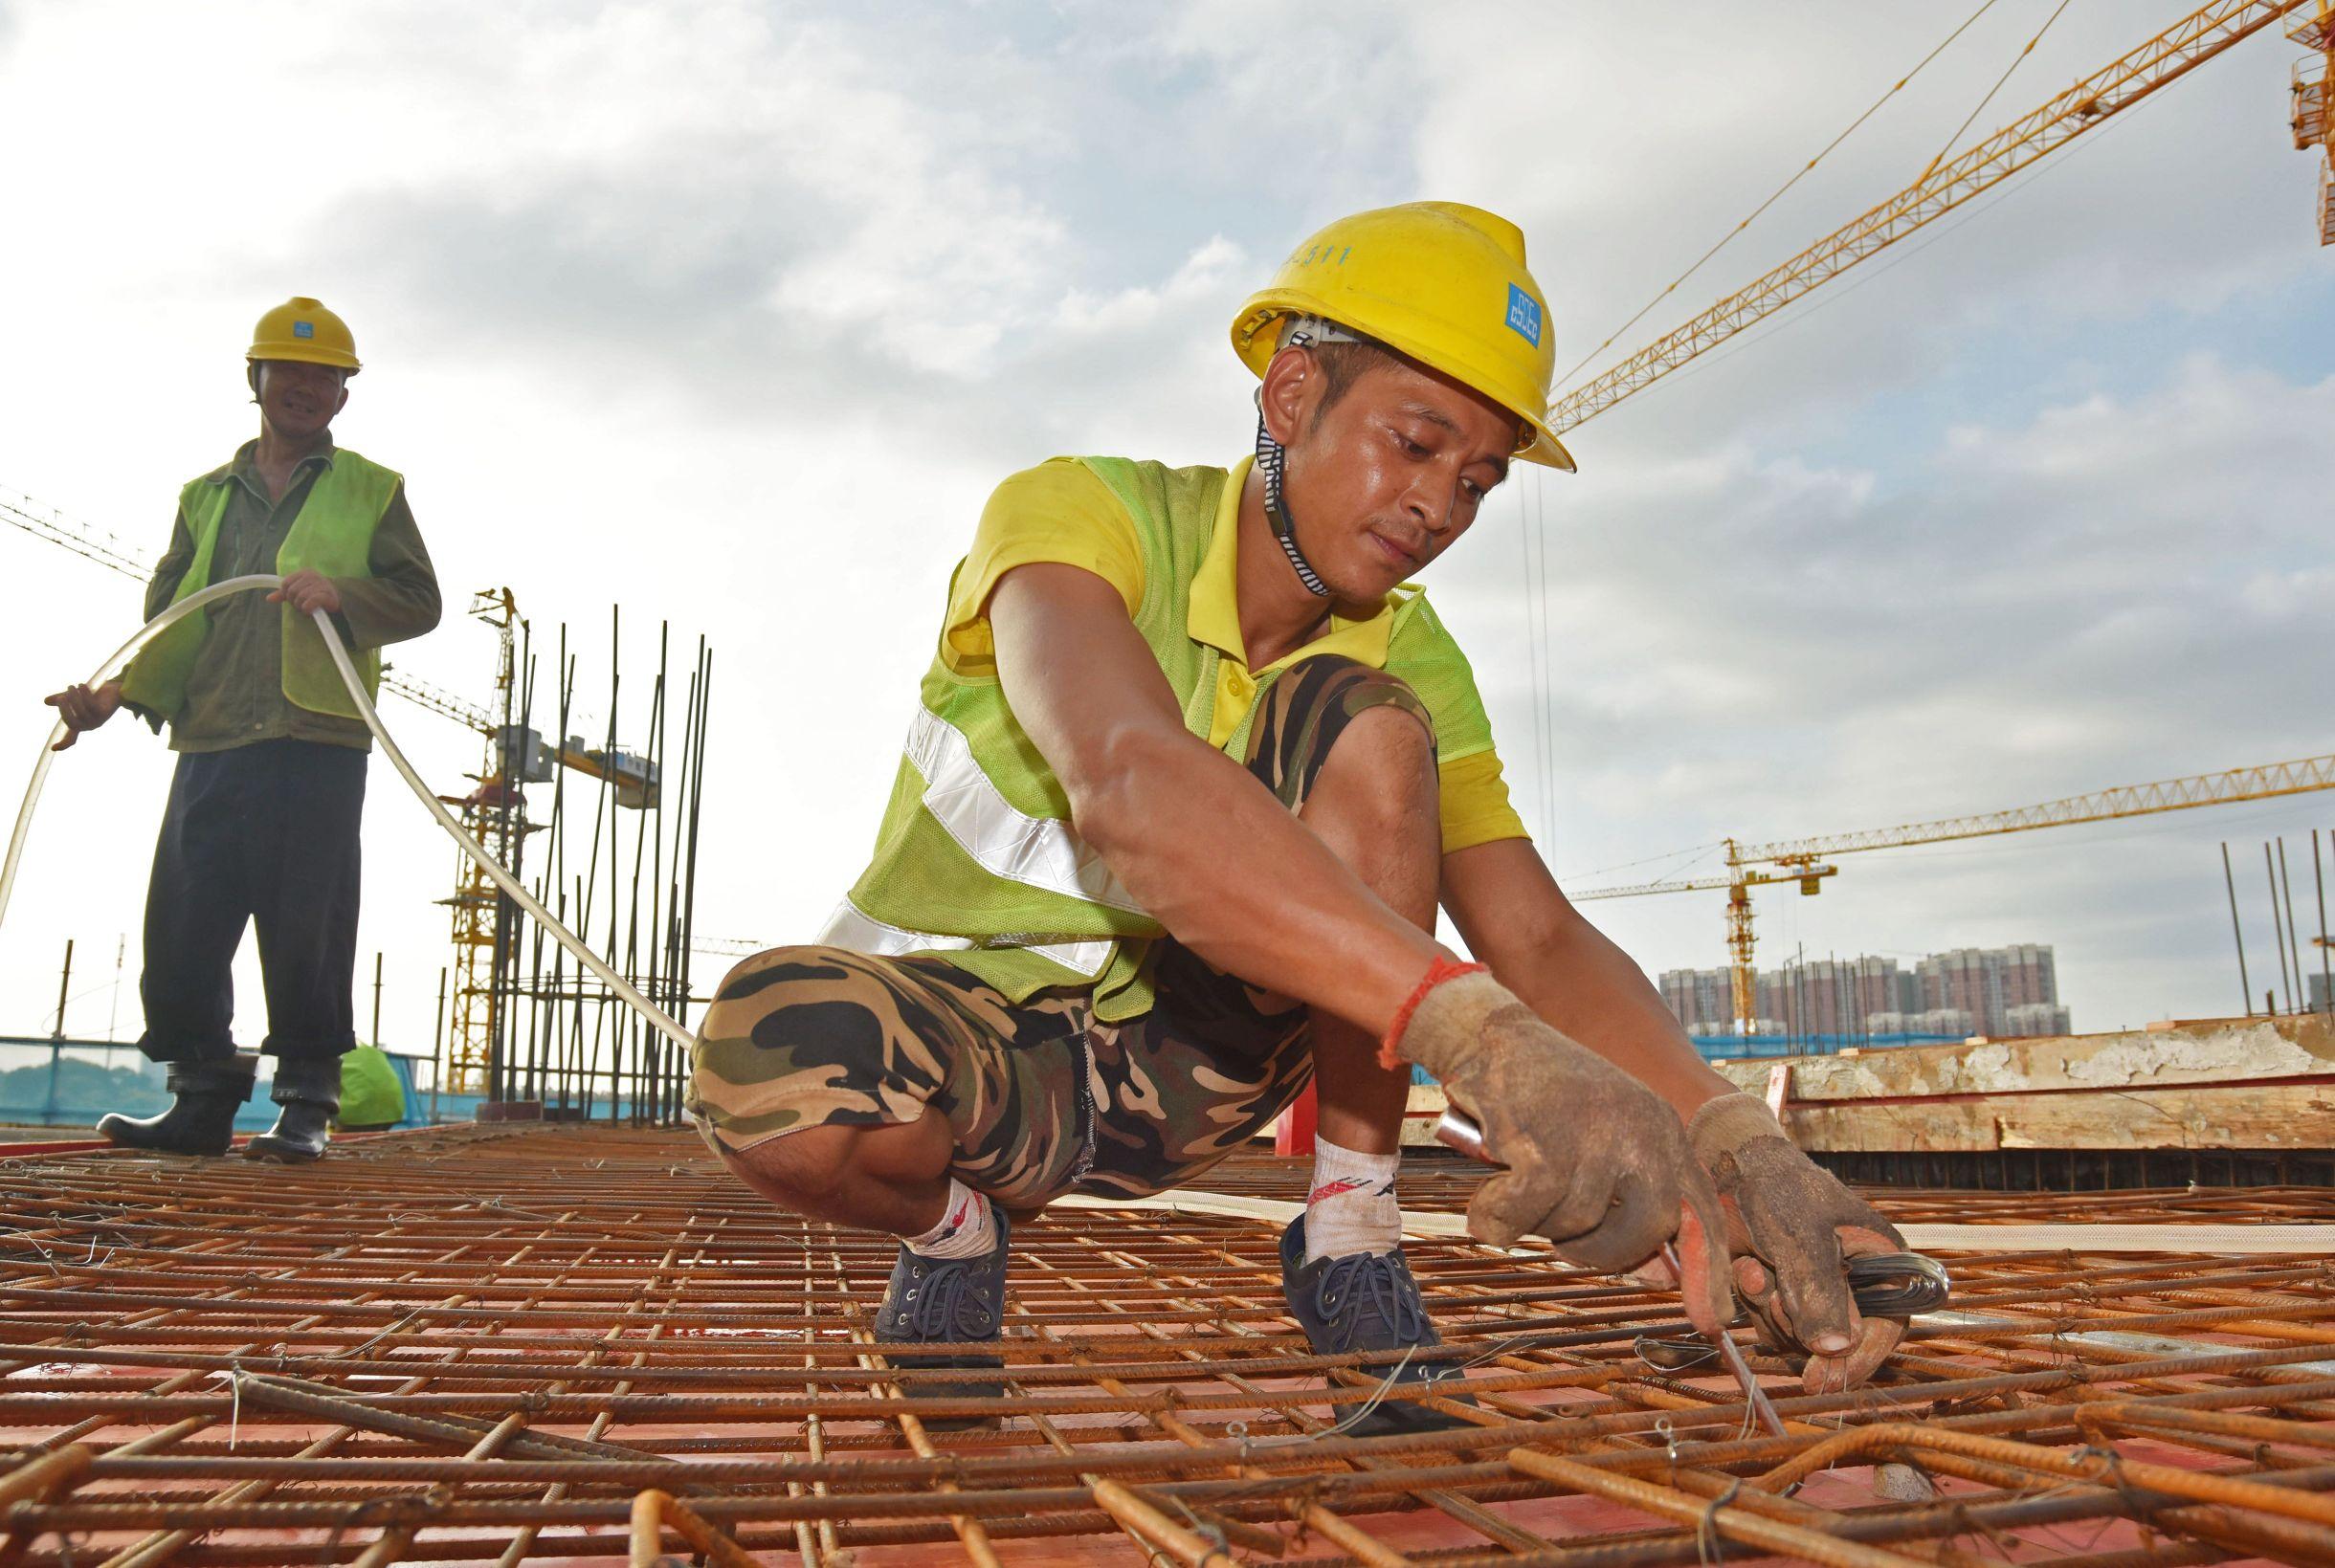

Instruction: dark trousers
[138,740,368,1067]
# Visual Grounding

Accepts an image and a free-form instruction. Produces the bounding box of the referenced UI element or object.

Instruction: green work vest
[830,455,1480,1023]
[121,450,400,722]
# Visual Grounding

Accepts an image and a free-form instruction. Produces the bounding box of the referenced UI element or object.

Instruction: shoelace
[1310,1249,1427,1354]
[897,1257,1001,1341]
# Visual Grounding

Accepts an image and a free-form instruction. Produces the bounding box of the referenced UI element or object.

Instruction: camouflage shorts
[688,657,1433,1206]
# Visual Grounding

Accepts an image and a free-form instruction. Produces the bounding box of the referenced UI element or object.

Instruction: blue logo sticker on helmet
[1504,284,1542,347]
[293,320,315,339]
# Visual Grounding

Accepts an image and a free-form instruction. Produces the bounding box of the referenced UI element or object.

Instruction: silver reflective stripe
[903,707,1146,915]
[815,899,1114,980]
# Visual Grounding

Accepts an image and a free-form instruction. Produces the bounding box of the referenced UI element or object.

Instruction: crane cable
[1917,0,2078,183]
[1551,0,2009,397]
[0,574,696,1054]
[1524,4,2015,833]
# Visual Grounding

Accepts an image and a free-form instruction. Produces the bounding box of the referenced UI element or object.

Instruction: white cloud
[1053,235,1245,337]
[2240,565,2335,620]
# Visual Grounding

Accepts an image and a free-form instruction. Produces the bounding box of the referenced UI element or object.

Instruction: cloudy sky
[0,1,2328,1073]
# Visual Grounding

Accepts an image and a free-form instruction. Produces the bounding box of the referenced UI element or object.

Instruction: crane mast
[2289,5,2335,240]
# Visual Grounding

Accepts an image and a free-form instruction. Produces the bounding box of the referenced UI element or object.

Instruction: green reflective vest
[830,455,1484,1023]
[121,450,400,722]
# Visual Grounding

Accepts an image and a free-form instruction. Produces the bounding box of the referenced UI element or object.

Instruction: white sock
[1304,1137,1402,1262]
[903,1179,998,1260]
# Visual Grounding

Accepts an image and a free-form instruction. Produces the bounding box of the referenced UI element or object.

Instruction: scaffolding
[433,592,713,1117]
[488,612,712,1119]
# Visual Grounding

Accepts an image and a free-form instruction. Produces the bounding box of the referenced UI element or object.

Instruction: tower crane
[1545,3,2331,1031]
[1574,753,2335,1033]
[1552,0,2331,435]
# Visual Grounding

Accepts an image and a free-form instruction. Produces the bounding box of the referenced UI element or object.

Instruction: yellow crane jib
[497,725,660,811]
[1549,0,2322,432]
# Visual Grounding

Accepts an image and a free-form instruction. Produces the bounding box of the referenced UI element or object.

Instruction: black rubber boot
[98,1056,257,1157]
[245,1056,343,1163]
[873,1209,1011,1430]
[1279,1214,1479,1438]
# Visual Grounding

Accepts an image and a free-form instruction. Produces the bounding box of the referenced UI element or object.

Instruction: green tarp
[338,1045,409,1129]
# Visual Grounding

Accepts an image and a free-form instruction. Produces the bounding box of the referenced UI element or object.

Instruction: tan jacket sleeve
[330,484,442,651]
[142,503,195,624]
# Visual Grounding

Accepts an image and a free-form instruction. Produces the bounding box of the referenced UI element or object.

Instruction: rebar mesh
[4,1126,2332,1564]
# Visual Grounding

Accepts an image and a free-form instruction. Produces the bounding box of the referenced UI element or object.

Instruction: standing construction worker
[690,205,1905,1431]
[43,298,440,1162]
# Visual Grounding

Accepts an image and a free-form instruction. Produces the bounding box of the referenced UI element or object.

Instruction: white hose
[1,574,695,1053]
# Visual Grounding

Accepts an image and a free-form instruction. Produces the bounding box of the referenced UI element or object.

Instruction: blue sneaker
[874,1210,1010,1430]
[1279,1214,1479,1437]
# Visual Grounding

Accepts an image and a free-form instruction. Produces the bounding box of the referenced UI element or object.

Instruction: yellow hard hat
[247,297,361,374]
[1231,202,1572,472]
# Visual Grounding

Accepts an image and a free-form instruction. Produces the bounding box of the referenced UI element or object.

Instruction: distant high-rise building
[2004,1002,2072,1036]
[1660,944,2070,1041]
[1752,956,1901,1039]
[1657,967,1734,1032]
[1915,950,1998,1034]
[1915,945,2064,1036]
[1997,944,2057,1016]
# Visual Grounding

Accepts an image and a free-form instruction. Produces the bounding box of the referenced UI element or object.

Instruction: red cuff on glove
[1378,957,1488,1070]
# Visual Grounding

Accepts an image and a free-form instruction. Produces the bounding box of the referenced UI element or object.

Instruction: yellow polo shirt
[942,456,1528,852]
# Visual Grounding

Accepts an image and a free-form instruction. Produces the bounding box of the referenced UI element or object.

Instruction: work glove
[1687,1092,1908,1394]
[1384,961,1731,1333]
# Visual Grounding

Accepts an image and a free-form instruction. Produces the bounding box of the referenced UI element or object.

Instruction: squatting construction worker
[691,205,1905,1430]
[44,298,441,1163]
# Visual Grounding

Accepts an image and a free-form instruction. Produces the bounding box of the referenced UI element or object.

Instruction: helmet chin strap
[1255,413,1332,601]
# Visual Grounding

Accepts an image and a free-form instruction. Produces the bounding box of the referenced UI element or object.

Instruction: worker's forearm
[1071,725,1438,1035]
[1499,919,1734,1117]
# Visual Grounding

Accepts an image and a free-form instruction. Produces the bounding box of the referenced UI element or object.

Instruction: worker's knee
[713,1111,955,1217]
[1301,707,1440,923]
[1311,703,1438,834]
[723,1120,861,1204]
[1301,699,1440,877]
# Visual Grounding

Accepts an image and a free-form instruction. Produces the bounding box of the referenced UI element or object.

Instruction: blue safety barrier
[1405,1028,1964,1086]
[1688,1031,1965,1062]
[0,1036,475,1131]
